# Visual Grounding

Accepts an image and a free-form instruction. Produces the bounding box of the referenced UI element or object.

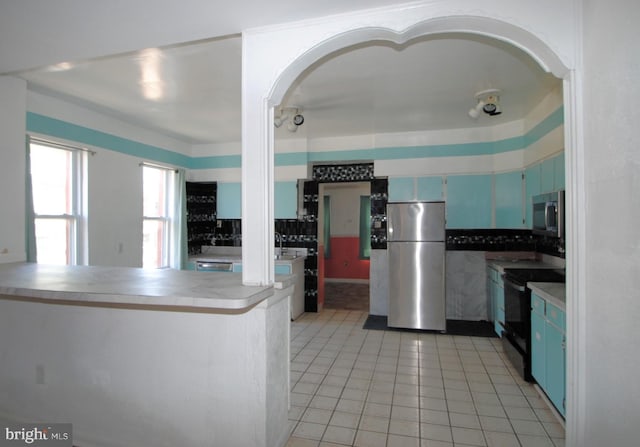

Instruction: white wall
[323,182,370,237]
[581,1,640,445]
[26,92,189,268]
[0,291,291,447]
[2,2,639,445]
[27,91,192,157]
[87,149,143,267]
[189,86,563,185]
[0,77,27,264]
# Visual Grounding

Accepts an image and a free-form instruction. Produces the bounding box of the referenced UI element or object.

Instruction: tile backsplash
[446,228,565,258]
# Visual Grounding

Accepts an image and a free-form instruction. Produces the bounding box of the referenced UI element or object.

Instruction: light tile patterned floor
[286,310,564,447]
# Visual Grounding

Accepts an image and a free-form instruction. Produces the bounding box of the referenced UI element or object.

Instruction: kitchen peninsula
[0,262,293,447]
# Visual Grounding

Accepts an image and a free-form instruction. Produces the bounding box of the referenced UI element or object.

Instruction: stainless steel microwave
[532,190,564,238]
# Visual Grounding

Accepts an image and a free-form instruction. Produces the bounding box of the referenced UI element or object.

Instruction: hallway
[323,282,370,311]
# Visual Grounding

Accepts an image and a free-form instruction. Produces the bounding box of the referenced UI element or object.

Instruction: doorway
[320,181,371,311]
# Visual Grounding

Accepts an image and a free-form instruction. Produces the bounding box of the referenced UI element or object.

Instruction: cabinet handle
[562,337,566,351]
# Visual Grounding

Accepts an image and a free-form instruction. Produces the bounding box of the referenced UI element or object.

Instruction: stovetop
[503,268,565,286]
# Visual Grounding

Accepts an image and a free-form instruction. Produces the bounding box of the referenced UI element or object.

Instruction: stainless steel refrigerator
[387,201,446,331]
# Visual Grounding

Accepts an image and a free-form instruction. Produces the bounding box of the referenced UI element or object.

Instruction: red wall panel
[325,237,370,280]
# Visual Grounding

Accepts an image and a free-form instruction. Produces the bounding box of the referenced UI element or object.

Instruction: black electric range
[502,268,565,381]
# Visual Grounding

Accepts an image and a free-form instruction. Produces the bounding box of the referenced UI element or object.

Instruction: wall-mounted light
[468,100,485,119]
[275,107,304,132]
[468,89,502,119]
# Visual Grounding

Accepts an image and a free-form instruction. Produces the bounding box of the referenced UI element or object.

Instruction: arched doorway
[241,11,580,445]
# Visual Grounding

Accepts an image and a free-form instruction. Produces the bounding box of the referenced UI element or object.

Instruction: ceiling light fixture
[468,89,502,119]
[139,48,165,101]
[275,107,304,132]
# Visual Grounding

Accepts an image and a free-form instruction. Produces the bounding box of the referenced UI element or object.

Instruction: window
[29,139,86,265]
[142,165,175,268]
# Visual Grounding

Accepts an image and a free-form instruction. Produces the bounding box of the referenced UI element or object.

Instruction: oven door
[503,278,528,353]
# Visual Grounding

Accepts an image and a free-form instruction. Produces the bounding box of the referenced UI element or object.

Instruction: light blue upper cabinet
[540,157,556,193]
[275,181,297,219]
[217,182,241,218]
[446,174,492,228]
[524,152,565,227]
[388,177,415,201]
[416,176,444,201]
[495,171,524,228]
[554,152,565,190]
[525,164,542,228]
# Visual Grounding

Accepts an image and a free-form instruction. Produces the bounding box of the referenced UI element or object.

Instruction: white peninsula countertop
[0,262,293,447]
[0,262,279,311]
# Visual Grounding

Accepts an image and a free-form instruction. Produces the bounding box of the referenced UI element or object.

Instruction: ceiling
[9,3,561,146]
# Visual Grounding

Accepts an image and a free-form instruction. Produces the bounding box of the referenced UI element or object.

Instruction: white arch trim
[241,11,582,446]
[269,16,569,106]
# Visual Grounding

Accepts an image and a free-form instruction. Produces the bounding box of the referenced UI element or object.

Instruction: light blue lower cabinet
[531,303,546,388]
[530,291,566,418]
[486,266,504,337]
[495,307,504,337]
[495,276,505,336]
[275,264,292,275]
[545,322,566,417]
[232,263,292,275]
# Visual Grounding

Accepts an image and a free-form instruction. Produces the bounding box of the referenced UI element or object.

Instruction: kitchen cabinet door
[446,174,492,228]
[217,182,241,218]
[525,164,541,228]
[531,297,546,387]
[275,264,293,275]
[486,267,494,320]
[545,322,566,417]
[495,274,505,336]
[540,158,555,193]
[487,267,504,337]
[495,171,524,228]
[493,283,502,336]
[553,153,565,191]
[275,181,297,218]
[416,176,443,201]
[388,177,415,201]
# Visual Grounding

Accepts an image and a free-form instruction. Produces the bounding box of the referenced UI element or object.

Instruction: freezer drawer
[388,241,446,330]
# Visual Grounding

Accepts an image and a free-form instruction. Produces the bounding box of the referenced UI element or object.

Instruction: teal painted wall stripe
[28,106,563,171]
[524,106,564,147]
[275,152,309,166]
[27,112,192,168]
[193,155,241,169]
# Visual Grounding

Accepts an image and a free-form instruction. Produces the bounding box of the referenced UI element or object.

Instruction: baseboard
[533,384,566,428]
